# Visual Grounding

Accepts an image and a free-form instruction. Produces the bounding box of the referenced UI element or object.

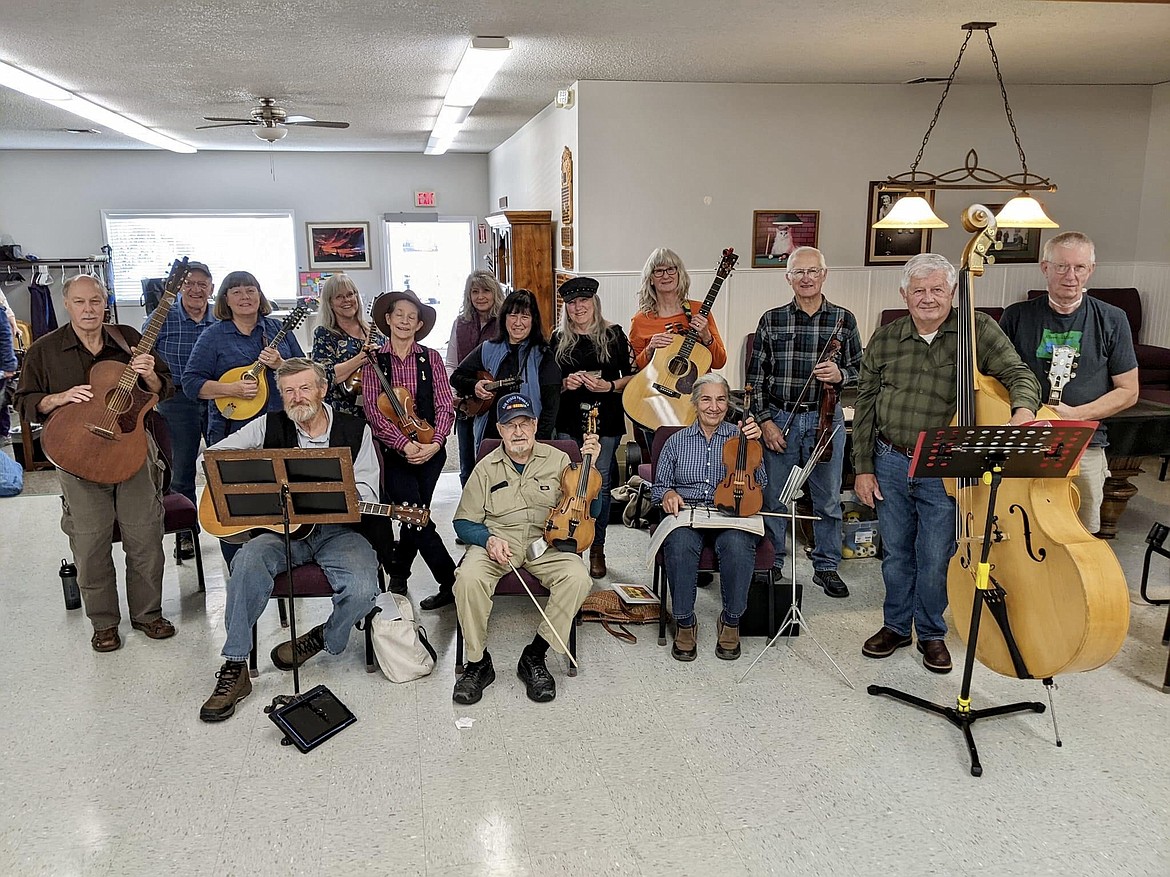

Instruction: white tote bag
[371,593,437,683]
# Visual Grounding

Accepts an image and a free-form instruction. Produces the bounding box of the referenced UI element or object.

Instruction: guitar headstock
[1048,344,1077,392]
[163,257,191,298]
[391,503,431,529]
[717,247,739,278]
[287,301,312,329]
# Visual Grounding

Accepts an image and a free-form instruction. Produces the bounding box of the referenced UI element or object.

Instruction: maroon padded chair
[645,425,777,645]
[453,439,583,676]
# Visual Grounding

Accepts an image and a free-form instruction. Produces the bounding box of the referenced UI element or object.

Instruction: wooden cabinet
[486,211,555,338]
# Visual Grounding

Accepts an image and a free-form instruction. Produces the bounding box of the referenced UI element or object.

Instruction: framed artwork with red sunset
[306,222,372,270]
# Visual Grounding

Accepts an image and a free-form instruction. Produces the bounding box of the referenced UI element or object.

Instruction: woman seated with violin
[361,290,458,606]
[311,273,382,419]
[549,276,636,579]
[450,288,560,445]
[651,373,766,663]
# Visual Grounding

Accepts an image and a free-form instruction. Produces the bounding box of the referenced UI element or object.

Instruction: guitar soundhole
[103,387,133,415]
[667,356,690,377]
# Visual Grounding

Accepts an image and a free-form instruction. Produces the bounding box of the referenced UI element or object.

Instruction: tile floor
[1,464,1168,876]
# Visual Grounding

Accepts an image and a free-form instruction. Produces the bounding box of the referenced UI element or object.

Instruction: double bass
[945,205,1128,679]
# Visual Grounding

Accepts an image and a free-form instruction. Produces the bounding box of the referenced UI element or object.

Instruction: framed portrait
[751,210,820,269]
[864,183,935,266]
[306,222,372,270]
[984,205,1043,264]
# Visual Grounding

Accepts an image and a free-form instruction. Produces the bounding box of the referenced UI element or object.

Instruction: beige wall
[1137,82,1170,264]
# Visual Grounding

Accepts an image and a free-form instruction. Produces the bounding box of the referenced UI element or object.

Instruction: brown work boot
[862,627,913,659]
[131,616,176,640]
[715,616,741,660]
[199,661,252,722]
[918,639,953,673]
[589,543,607,579]
[672,621,698,662]
[271,624,326,671]
[91,626,122,653]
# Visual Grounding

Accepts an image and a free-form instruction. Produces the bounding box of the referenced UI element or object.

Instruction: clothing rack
[0,245,118,323]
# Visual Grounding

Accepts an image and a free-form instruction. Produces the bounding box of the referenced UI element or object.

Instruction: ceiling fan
[197,97,350,142]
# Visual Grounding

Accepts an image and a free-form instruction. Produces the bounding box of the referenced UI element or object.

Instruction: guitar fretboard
[115,258,189,393]
[677,272,731,360]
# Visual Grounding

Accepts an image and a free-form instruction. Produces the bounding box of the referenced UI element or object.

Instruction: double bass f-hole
[1008,503,1047,563]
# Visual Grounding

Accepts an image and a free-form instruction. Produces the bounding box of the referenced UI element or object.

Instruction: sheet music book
[646,506,765,569]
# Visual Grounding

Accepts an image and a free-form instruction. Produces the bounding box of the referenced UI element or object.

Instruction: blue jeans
[221,524,380,662]
[456,415,476,486]
[873,441,957,641]
[662,526,759,627]
[763,407,845,572]
[157,393,207,506]
[556,432,618,548]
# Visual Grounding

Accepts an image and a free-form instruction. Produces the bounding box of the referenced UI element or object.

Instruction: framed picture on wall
[983,205,1043,264]
[864,183,935,266]
[751,210,820,269]
[306,222,372,270]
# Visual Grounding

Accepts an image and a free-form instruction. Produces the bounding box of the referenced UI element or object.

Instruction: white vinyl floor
[1,461,1168,876]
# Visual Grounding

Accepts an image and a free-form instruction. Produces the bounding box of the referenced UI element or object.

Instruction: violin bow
[779,316,844,437]
[504,556,579,668]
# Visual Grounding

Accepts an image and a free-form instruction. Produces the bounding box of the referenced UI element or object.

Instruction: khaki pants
[1074,446,1109,534]
[58,445,165,631]
[454,545,592,664]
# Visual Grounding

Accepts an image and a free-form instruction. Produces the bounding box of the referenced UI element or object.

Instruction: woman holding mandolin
[549,276,636,578]
[310,273,382,419]
[362,289,458,607]
[444,270,505,486]
[183,271,304,444]
[450,288,560,445]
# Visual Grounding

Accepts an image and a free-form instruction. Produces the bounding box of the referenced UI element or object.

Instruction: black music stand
[203,447,361,753]
[867,422,1095,777]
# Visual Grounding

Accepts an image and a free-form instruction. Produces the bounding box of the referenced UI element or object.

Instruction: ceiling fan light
[254,125,287,142]
[995,195,1059,229]
[872,195,948,229]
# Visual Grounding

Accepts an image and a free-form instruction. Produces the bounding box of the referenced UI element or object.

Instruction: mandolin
[216,302,311,421]
[622,247,738,431]
[41,258,190,484]
[338,300,379,398]
[456,371,523,419]
[198,485,429,544]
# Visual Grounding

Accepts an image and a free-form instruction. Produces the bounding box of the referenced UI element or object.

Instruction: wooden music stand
[203,447,361,753]
[867,422,1095,777]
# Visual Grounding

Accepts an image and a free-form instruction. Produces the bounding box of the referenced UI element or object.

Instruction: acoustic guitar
[198,486,430,544]
[216,302,311,421]
[622,247,738,430]
[456,371,523,419]
[41,258,190,484]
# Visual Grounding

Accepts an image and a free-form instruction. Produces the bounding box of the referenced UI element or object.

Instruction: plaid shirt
[652,420,767,506]
[851,310,1041,475]
[362,342,455,451]
[143,295,213,398]
[746,298,862,423]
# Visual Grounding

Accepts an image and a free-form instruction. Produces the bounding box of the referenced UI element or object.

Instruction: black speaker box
[739,571,802,637]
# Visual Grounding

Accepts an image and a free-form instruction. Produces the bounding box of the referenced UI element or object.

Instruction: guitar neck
[676,273,728,358]
[116,260,188,391]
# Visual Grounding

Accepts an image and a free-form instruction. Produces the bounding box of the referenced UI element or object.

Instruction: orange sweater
[628,303,727,370]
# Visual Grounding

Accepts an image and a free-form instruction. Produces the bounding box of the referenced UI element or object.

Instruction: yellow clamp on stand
[957,695,972,716]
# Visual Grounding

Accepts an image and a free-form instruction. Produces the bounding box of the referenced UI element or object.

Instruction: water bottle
[59,559,81,610]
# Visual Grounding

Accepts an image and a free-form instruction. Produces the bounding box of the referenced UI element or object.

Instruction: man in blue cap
[450,393,600,705]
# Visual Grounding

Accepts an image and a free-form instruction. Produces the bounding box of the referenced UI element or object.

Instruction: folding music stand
[867,422,1095,777]
[203,447,361,753]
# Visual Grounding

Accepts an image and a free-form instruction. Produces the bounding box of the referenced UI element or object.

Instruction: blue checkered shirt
[652,420,767,506]
[143,295,214,400]
[746,297,862,423]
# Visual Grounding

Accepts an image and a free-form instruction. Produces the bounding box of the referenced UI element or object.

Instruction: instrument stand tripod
[739,431,854,689]
[868,423,1093,776]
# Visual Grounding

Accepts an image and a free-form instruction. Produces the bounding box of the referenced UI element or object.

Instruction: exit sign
[414,191,437,208]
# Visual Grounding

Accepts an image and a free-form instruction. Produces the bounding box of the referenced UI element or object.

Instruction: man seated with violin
[451,393,599,705]
[747,246,862,599]
[15,274,176,653]
[852,254,1040,674]
[199,358,381,722]
[652,373,766,662]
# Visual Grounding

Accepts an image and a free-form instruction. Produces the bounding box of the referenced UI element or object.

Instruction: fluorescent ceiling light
[0,58,196,153]
[426,36,510,156]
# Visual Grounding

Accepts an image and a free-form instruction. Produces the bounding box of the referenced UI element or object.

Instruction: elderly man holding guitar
[16,271,178,653]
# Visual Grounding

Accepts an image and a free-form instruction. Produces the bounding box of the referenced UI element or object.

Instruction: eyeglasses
[651,267,678,278]
[787,268,825,280]
[1047,262,1093,276]
[507,312,532,321]
[182,279,212,290]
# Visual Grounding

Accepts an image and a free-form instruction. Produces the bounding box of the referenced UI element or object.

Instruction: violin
[945,204,1128,679]
[365,351,436,445]
[543,406,603,553]
[714,385,764,517]
[815,335,843,461]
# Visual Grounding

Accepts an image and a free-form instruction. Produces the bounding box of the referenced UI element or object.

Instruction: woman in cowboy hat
[362,289,458,606]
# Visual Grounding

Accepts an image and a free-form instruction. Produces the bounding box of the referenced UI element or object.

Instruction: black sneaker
[453,652,496,705]
[813,569,849,598]
[516,649,556,703]
[386,576,409,595]
[199,661,252,722]
[271,624,326,671]
[420,585,455,610]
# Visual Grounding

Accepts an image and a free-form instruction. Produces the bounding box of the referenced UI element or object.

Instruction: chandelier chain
[910,27,974,176]
[984,29,1030,177]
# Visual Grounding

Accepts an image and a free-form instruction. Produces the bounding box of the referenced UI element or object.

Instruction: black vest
[376,347,437,423]
[262,409,366,459]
